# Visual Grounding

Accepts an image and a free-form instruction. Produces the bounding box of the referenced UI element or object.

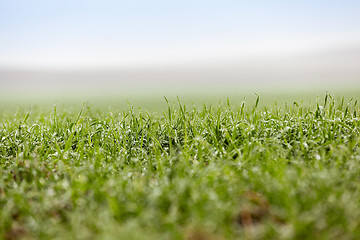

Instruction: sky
[1,0,360,70]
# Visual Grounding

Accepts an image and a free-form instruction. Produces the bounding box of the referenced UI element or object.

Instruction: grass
[0,94,360,239]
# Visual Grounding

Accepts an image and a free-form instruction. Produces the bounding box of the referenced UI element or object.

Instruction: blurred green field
[1,86,359,112]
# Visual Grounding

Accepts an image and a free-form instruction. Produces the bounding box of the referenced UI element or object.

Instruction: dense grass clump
[0,96,360,239]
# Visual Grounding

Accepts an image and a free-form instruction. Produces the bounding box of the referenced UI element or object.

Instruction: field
[1,94,360,239]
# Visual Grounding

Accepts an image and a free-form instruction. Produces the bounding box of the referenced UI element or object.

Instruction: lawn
[1,94,360,239]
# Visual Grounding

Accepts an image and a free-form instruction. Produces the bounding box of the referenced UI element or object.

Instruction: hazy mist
[1,1,360,101]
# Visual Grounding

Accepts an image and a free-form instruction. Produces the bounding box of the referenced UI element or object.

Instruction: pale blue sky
[1,0,360,69]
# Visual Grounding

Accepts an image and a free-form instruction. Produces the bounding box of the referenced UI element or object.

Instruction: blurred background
[1,0,360,109]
